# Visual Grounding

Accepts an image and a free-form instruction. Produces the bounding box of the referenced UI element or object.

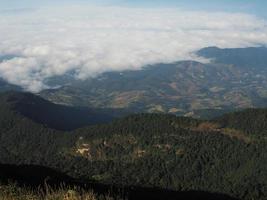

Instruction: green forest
[0,92,266,200]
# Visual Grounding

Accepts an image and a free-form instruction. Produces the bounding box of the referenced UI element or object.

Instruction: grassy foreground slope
[0,184,99,200]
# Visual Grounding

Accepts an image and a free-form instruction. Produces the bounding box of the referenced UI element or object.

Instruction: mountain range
[35,46,267,119]
[1,46,267,119]
[1,46,267,199]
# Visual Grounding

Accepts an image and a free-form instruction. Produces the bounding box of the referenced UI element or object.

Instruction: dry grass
[0,183,112,200]
[221,128,252,144]
[194,122,252,143]
[194,122,221,132]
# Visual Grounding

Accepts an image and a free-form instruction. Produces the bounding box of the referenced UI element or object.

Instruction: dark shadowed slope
[0,164,74,186]
[0,92,117,131]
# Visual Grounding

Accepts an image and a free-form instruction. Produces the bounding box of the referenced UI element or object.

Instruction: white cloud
[0,6,267,92]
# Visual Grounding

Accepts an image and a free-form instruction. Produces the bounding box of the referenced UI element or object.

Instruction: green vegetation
[216,108,267,137]
[0,92,267,200]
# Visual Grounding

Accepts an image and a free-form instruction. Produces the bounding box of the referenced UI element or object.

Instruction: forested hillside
[0,92,266,200]
[216,108,267,137]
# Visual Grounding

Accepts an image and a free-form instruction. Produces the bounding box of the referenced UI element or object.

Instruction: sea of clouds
[0,6,267,92]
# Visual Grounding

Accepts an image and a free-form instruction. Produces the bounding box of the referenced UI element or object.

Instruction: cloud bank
[0,6,267,92]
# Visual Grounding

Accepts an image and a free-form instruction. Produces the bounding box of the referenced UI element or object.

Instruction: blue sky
[0,0,266,18]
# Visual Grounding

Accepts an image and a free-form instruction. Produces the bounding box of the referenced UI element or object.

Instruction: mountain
[0,92,266,200]
[0,92,118,131]
[40,47,267,119]
[0,78,22,92]
[198,46,267,69]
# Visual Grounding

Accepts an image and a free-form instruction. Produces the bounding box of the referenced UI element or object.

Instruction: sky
[1,0,267,18]
[0,0,267,92]
[123,0,267,18]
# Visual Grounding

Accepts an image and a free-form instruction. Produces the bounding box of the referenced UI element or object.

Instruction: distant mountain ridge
[39,46,267,119]
[198,46,267,69]
[1,46,267,119]
[0,78,22,92]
